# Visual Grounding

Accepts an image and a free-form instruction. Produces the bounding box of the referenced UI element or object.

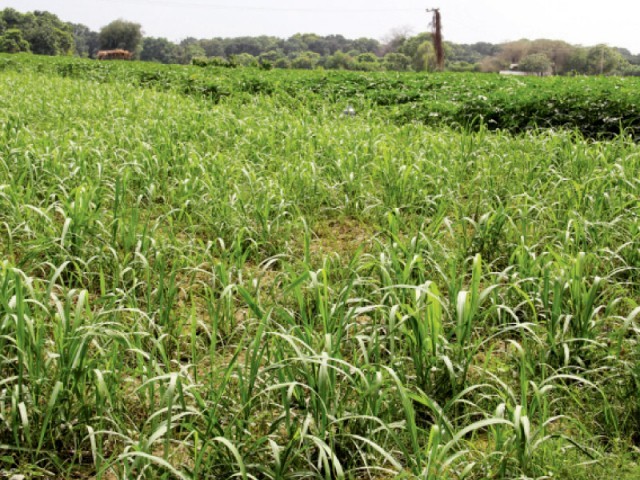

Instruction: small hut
[97,49,133,60]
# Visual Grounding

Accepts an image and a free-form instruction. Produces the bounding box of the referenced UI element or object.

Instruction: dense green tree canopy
[140,36,176,63]
[28,11,74,55]
[0,9,73,55]
[290,51,320,70]
[413,41,436,72]
[383,52,412,71]
[99,19,142,54]
[519,53,553,75]
[71,23,99,58]
[0,28,30,53]
[232,52,258,67]
[586,44,625,75]
[258,50,282,64]
[324,50,353,70]
[398,32,432,60]
[224,36,265,57]
[199,38,224,57]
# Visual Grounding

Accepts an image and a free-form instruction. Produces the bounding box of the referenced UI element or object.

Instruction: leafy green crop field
[0,55,639,479]
[3,53,640,138]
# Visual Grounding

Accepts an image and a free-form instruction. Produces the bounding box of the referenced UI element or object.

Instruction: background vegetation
[2,7,640,74]
[3,53,640,139]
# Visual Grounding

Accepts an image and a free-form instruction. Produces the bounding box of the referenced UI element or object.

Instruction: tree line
[2,7,640,75]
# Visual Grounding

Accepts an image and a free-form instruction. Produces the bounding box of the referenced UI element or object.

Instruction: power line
[96,0,423,13]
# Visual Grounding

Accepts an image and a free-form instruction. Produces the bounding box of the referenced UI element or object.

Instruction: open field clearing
[0,56,639,479]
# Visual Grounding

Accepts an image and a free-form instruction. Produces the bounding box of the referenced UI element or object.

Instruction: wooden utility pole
[427,8,445,71]
[600,46,605,75]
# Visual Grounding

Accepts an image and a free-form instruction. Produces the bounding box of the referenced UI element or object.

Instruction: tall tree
[70,23,99,57]
[586,44,625,75]
[23,10,74,55]
[99,19,142,54]
[527,39,574,74]
[519,53,553,75]
[354,52,381,71]
[291,51,320,69]
[175,38,206,64]
[414,41,436,71]
[399,32,431,59]
[398,33,437,71]
[381,26,412,55]
[323,34,350,54]
[324,50,353,70]
[140,36,176,63]
[1,8,32,30]
[351,37,380,55]
[565,47,589,74]
[199,38,224,57]
[499,39,531,64]
[281,34,307,55]
[300,33,329,55]
[0,28,30,53]
[258,50,283,66]
[232,53,258,67]
[383,52,412,71]
[224,36,274,57]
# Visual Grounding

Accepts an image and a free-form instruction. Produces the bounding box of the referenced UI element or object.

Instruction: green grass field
[0,55,639,479]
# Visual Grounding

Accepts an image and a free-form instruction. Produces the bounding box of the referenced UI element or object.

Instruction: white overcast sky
[3,0,640,53]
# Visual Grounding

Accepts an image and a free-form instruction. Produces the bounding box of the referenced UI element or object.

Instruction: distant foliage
[519,53,553,75]
[232,52,259,68]
[140,36,175,63]
[0,8,73,56]
[26,11,74,55]
[191,56,235,68]
[585,44,625,75]
[0,28,30,53]
[98,19,142,56]
[383,52,412,71]
[1,7,639,74]
[71,23,99,58]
